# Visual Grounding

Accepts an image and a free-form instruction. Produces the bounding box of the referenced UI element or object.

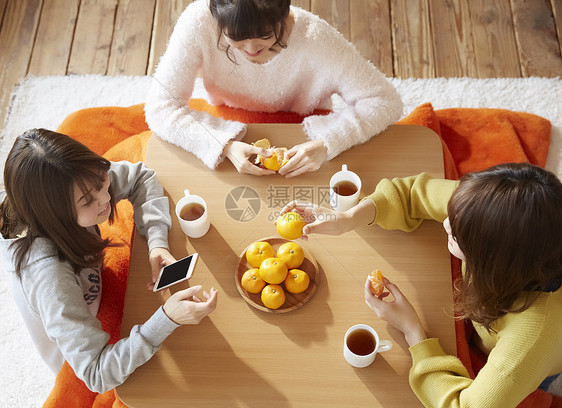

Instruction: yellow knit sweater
[366,173,562,408]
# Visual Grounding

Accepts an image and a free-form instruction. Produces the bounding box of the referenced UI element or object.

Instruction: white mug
[175,190,210,238]
[343,324,392,368]
[329,164,362,212]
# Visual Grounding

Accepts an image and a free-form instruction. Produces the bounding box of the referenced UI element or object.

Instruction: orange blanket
[44,100,555,408]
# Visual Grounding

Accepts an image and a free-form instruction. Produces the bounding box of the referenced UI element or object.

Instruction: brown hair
[448,163,562,331]
[0,129,117,277]
[210,0,291,62]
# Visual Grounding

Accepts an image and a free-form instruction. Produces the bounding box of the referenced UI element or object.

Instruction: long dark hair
[210,0,291,62]
[0,129,117,276]
[448,163,562,330]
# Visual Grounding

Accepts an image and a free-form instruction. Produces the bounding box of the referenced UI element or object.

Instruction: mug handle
[184,189,190,197]
[377,340,393,353]
[342,164,348,172]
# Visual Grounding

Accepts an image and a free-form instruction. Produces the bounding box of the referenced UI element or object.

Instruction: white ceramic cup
[175,190,210,238]
[343,324,392,368]
[329,164,362,212]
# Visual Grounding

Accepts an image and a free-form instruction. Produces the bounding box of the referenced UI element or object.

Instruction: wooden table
[116,124,456,407]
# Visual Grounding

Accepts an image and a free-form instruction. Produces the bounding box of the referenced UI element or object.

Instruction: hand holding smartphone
[153,253,198,292]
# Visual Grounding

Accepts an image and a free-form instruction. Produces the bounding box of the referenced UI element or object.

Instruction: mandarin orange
[276,212,306,240]
[261,284,286,309]
[245,241,275,268]
[241,269,266,294]
[259,257,288,284]
[368,270,385,296]
[276,242,305,269]
[284,269,310,294]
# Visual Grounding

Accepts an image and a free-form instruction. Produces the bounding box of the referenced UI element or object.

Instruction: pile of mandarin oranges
[241,212,385,310]
[242,241,310,309]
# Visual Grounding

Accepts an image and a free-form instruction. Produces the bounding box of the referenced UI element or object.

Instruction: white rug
[1,75,561,407]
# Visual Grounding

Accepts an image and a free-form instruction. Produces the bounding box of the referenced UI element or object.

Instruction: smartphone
[153,253,198,292]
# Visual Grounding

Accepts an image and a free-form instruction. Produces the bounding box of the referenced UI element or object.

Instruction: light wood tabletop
[116,124,456,407]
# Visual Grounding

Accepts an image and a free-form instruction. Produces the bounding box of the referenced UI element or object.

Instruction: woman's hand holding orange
[224,140,276,176]
[364,277,426,347]
[278,139,327,178]
[278,201,350,240]
[279,199,376,240]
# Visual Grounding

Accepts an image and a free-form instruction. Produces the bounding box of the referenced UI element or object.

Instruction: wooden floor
[1,0,562,128]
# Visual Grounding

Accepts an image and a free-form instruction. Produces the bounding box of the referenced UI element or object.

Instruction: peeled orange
[259,257,288,284]
[276,212,306,240]
[261,148,288,171]
[253,138,288,171]
[261,284,286,309]
[284,269,310,294]
[368,270,385,296]
[241,269,266,293]
[245,241,275,268]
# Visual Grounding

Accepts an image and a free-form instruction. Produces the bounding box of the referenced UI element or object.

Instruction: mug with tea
[175,190,210,238]
[343,324,392,368]
[329,164,362,212]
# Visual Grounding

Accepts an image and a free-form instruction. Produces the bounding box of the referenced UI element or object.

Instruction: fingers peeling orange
[253,138,288,171]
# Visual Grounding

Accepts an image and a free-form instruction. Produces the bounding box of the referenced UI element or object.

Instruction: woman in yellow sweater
[281,163,562,407]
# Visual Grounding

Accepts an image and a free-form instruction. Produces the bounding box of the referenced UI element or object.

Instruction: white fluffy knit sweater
[145,0,403,169]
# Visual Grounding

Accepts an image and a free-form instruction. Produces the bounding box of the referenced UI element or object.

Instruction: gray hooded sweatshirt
[0,161,179,393]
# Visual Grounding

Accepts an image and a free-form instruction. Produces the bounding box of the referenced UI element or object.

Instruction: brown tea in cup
[332,180,359,197]
[343,324,392,367]
[346,328,377,356]
[180,202,205,221]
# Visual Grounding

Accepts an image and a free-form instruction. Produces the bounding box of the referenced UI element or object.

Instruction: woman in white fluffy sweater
[145,0,403,177]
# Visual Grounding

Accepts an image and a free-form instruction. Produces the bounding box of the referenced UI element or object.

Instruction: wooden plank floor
[1,0,562,129]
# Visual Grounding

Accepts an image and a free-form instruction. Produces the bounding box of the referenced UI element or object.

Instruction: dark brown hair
[448,163,562,331]
[0,129,117,277]
[210,0,291,62]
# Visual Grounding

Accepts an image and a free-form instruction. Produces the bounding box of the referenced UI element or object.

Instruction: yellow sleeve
[409,293,561,408]
[365,173,459,231]
[409,338,548,408]
[409,338,471,408]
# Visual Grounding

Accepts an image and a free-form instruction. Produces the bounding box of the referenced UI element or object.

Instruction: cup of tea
[175,190,210,238]
[343,324,392,368]
[329,164,362,212]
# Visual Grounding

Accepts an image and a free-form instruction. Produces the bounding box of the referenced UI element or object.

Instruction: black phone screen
[155,256,194,290]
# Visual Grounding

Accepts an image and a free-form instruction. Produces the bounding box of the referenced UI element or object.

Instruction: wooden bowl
[235,237,319,313]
